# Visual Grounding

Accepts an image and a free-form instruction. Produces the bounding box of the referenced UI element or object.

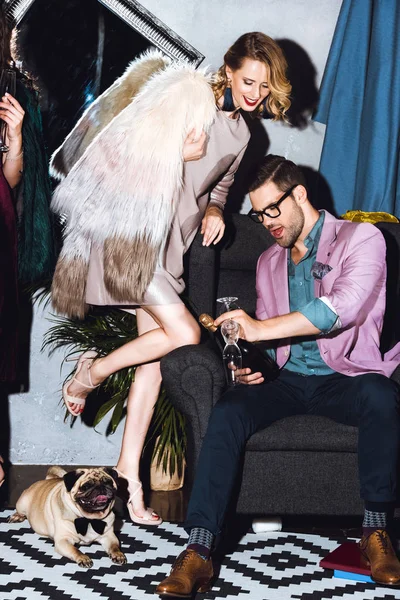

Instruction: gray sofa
[160,214,400,516]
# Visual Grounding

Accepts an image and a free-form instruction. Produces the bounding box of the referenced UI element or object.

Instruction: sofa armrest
[160,343,225,438]
[184,236,217,317]
[160,343,225,486]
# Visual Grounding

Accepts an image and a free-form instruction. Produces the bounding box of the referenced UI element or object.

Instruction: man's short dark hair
[249,154,307,194]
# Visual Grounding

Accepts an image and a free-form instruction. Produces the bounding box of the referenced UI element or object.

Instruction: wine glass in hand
[217,296,241,344]
[216,296,240,314]
[0,68,16,152]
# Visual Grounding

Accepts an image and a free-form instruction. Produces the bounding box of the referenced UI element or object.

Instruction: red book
[320,542,371,576]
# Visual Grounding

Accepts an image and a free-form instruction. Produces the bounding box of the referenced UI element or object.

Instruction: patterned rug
[1,510,400,600]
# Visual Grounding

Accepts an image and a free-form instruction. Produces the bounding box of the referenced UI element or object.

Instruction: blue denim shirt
[285,212,337,375]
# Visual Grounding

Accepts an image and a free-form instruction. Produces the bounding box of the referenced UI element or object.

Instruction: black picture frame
[4,0,204,65]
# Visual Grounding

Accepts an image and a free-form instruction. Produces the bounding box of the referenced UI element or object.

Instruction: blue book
[320,542,371,578]
[334,569,373,583]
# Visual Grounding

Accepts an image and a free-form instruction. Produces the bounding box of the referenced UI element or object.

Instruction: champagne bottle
[199,313,280,382]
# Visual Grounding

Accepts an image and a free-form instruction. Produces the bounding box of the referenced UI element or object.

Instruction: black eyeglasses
[247,184,298,224]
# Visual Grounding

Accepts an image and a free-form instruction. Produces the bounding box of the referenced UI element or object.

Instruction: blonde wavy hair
[212,32,292,121]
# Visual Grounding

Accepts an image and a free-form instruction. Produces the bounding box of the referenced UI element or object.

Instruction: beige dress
[85,110,250,307]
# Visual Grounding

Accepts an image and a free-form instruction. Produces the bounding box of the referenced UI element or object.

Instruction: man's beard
[275,203,305,248]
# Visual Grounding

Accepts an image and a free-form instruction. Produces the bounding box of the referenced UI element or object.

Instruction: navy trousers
[185,370,400,536]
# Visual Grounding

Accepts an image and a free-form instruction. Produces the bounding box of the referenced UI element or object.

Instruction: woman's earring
[222,85,236,111]
[259,98,271,119]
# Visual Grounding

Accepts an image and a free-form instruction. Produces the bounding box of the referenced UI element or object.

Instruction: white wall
[9,0,343,465]
[143,0,342,211]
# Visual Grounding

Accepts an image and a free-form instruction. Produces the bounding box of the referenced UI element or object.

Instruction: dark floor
[1,464,364,541]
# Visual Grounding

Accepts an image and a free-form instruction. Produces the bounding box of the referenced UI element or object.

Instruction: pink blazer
[255,211,400,377]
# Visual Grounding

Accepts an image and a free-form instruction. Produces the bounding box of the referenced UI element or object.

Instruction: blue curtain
[314,0,400,217]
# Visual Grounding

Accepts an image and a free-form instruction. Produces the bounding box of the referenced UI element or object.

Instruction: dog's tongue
[95,495,108,504]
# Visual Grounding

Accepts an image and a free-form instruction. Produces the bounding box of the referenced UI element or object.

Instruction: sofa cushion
[217,270,259,316]
[245,415,358,453]
[219,214,274,270]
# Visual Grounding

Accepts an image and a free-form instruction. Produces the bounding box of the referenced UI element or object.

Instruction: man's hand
[214,309,263,342]
[201,205,225,246]
[236,367,264,385]
[183,129,207,162]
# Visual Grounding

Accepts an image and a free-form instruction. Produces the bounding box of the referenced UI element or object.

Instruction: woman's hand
[0,93,24,142]
[1,93,24,187]
[214,309,264,342]
[183,129,207,162]
[201,205,225,246]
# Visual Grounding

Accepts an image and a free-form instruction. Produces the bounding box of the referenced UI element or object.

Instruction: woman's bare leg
[93,303,200,378]
[115,308,162,520]
[67,303,200,412]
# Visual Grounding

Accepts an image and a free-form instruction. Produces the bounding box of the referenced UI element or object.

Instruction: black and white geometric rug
[1,510,400,600]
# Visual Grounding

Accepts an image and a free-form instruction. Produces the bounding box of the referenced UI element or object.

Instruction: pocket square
[311,261,332,280]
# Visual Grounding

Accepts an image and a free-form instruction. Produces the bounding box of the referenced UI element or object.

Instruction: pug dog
[9,466,127,568]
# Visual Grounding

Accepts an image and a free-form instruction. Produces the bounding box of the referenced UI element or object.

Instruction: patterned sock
[362,509,387,538]
[187,527,214,560]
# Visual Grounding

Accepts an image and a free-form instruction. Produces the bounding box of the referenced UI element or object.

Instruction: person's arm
[0,93,24,188]
[252,249,337,340]
[207,145,247,211]
[215,308,320,343]
[215,224,387,342]
[317,225,386,329]
[294,297,339,334]
[201,146,247,246]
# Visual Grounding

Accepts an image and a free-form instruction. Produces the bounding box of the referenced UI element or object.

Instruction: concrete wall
[9,0,343,465]
[144,0,342,212]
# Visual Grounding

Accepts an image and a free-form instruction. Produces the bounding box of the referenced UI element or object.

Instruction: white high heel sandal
[114,468,162,525]
[62,351,99,416]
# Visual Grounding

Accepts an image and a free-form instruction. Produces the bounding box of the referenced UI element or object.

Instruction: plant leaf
[93,396,120,427]
[110,399,125,434]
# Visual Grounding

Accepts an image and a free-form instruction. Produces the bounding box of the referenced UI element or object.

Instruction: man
[157,155,400,597]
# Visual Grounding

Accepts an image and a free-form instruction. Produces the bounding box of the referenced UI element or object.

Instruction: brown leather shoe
[360,529,400,586]
[156,549,213,598]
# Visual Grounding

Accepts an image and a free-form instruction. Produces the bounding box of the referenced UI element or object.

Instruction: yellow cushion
[341,210,399,224]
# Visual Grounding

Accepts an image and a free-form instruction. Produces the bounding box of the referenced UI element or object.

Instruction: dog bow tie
[74,517,106,536]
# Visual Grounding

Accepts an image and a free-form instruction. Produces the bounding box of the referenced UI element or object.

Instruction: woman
[0,7,56,488]
[0,80,23,486]
[0,6,55,488]
[51,32,291,523]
